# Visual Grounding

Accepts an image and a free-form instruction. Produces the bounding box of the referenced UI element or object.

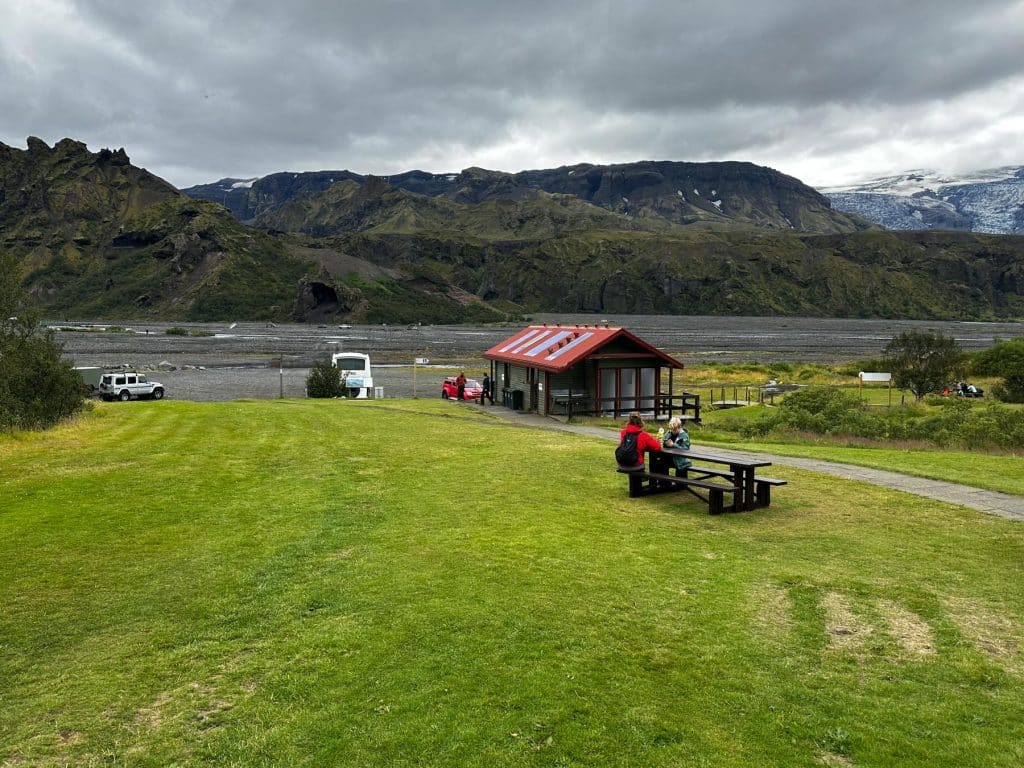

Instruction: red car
[441,376,483,400]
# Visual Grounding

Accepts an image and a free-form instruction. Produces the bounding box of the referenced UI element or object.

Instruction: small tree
[0,252,85,430]
[882,330,963,402]
[305,360,343,398]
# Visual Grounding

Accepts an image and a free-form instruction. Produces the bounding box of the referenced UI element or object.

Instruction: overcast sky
[2,0,1022,189]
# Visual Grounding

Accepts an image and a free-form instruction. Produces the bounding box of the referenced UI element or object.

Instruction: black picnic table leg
[730,467,744,511]
[744,469,757,510]
[708,488,724,515]
[628,472,643,497]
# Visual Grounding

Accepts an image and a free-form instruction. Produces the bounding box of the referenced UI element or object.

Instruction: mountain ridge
[185,160,871,235]
[4,137,1024,324]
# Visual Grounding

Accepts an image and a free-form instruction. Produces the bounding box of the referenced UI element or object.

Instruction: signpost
[859,371,893,406]
[270,357,284,398]
[413,357,429,398]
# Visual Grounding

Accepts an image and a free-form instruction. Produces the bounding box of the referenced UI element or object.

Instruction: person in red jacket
[618,412,662,470]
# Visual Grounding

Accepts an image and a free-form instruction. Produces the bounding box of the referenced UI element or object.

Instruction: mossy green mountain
[4,137,1024,322]
[327,227,1024,318]
[0,139,508,323]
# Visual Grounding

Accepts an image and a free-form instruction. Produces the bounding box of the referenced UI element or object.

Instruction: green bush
[165,326,189,336]
[973,337,1024,403]
[992,374,1024,403]
[970,336,1024,375]
[1,253,86,430]
[728,384,1024,450]
[305,360,344,398]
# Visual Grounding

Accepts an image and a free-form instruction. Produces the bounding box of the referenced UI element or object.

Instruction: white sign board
[859,371,892,382]
[415,357,429,365]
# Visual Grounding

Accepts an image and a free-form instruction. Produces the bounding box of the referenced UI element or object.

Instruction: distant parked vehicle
[441,376,482,400]
[331,352,373,398]
[73,366,103,394]
[98,371,165,401]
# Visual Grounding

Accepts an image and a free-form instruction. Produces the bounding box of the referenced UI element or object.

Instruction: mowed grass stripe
[1,400,1023,767]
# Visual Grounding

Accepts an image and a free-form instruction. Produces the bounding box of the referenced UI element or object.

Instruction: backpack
[615,431,640,466]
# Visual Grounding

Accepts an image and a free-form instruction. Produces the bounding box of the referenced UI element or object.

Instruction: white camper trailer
[331,352,374,398]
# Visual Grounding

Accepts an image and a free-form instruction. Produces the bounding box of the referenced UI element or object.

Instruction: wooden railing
[551,392,701,422]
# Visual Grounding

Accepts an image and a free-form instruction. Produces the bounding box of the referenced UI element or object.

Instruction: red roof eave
[483,325,683,373]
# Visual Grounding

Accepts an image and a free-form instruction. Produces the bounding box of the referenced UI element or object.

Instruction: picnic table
[619,445,786,514]
[551,392,592,419]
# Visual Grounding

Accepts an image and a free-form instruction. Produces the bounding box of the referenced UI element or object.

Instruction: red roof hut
[483,324,699,421]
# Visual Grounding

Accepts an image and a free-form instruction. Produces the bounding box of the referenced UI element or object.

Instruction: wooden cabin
[483,324,699,421]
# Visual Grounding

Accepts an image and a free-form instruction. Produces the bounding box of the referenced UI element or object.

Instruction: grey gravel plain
[55,314,1024,402]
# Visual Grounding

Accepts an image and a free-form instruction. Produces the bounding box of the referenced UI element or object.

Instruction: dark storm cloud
[1,0,1022,187]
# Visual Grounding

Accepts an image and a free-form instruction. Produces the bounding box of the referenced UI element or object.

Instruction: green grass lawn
[697,405,1024,496]
[706,437,1024,497]
[2,400,1024,766]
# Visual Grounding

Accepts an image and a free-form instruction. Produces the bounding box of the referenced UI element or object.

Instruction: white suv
[99,371,166,401]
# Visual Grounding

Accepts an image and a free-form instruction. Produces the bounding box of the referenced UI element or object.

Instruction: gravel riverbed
[56,314,1024,402]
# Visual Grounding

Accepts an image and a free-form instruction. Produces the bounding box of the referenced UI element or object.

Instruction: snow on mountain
[820,166,1024,234]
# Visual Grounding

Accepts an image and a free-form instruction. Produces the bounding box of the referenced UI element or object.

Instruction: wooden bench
[675,465,787,505]
[752,476,787,506]
[618,467,740,515]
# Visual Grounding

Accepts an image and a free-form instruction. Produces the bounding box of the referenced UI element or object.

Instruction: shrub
[993,375,1024,403]
[778,386,864,418]
[165,326,189,336]
[970,337,1024,376]
[1,253,86,430]
[305,360,343,398]
[972,337,1024,403]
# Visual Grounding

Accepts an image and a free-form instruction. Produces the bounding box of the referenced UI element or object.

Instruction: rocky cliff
[185,160,871,234]
[0,138,510,323]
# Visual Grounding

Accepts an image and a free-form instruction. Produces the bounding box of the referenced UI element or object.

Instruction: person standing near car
[456,371,467,401]
[481,373,494,405]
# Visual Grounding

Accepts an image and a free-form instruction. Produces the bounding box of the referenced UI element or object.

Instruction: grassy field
[2,400,1024,767]
[696,404,1024,495]
[678,362,1000,408]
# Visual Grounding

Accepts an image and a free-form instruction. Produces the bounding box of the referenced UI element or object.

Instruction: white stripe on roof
[545,332,594,361]
[499,328,543,353]
[525,330,571,356]
[511,329,554,354]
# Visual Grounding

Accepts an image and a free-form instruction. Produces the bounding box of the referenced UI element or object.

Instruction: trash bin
[502,388,512,408]
[510,389,524,411]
